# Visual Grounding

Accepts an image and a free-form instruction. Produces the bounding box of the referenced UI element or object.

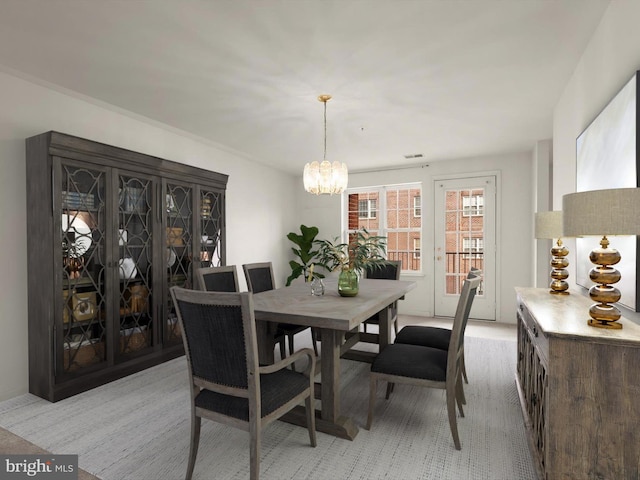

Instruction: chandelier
[303,94,348,195]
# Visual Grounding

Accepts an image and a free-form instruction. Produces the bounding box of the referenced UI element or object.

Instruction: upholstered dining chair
[362,261,402,335]
[197,264,287,360]
[394,268,481,385]
[170,287,317,480]
[366,274,482,450]
[242,262,319,363]
[195,265,240,292]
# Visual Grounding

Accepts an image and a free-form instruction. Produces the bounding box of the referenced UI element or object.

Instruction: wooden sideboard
[515,287,640,480]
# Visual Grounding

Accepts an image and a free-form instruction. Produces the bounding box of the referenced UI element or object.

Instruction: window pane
[444,187,485,294]
[344,184,421,272]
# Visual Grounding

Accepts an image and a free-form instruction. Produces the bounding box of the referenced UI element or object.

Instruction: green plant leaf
[286,225,322,285]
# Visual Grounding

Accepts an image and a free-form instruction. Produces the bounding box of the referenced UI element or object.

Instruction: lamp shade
[563,188,640,236]
[535,211,563,239]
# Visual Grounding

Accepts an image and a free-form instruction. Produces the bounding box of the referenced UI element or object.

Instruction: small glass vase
[310,277,325,296]
[338,268,359,297]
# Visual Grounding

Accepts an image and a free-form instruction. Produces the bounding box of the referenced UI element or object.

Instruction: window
[358,199,377,219]
[345,183,422,272]
[463,237,483,259]
[413,195,421,217]
[462,194,484,216]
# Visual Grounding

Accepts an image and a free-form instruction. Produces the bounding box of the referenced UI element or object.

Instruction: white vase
[118,257,137,280]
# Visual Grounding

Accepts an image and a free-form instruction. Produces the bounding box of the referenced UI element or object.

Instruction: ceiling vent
[403,153,424,159]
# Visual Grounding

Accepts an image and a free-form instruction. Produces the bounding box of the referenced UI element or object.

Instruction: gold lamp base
[549,239,569,295]
[587,235,623,329]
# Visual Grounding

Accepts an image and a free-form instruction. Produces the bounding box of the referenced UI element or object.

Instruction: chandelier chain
[323,100,327,162]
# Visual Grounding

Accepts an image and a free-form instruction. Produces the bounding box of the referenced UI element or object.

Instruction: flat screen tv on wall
[576,70,640,311]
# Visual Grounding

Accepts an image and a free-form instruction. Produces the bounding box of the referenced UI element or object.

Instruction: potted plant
[316,228,390,297]
[285,224,324,286]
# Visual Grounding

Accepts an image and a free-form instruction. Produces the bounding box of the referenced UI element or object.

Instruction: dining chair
[394,268,481,385]
[366,274,482,450]
[195,265,240,292]
[198,264,287,359]
[170,287,317,480]
[242,262,319,365]
[362,261,402,335]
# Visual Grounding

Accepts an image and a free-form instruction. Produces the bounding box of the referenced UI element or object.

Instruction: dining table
[252,277,416,440]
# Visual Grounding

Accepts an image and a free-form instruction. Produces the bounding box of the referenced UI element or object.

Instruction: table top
[253,278,416,331]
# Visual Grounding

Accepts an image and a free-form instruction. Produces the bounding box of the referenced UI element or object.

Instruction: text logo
[1,455,78,479]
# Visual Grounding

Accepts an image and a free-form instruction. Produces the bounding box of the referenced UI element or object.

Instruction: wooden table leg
[321,328,341,422]
[341,305,392,363]
[280,327,359,440]
[256,320,276,365]
[378,306,392,351]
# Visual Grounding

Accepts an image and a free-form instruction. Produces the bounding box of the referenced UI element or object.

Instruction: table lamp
[535,211,569,295]
[563,187,640,329]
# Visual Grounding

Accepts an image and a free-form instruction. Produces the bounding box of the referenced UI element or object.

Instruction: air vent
[403,153,424,159]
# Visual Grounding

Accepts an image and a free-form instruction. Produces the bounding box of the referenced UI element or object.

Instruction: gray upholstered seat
[367,274,481,450]
[394,267,481,385]
[170,287,316,480]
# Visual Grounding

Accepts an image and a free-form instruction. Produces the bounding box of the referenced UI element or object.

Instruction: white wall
[553,0,640,313]
[295,151,534,324]
[0,71,297,401]
[532,140,553,288]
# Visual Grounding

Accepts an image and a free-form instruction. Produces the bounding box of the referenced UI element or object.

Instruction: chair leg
[278,338,286,362]
[458,382,466,406]
[310,328,319,357]
[385,382,393,399]
[186,413,201,480]
[249,421,261,480]
[305,394,317,447]
[366,376,378,429]
[446,382,462,450]
[455,375,466,416]
[457,367,467,406]
[287,334,297,372]
[461,352,469,384]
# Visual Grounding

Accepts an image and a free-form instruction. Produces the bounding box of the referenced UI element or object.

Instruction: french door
[434,176,496,320]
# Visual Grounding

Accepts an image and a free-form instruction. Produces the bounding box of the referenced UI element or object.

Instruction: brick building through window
[345,185,421,272]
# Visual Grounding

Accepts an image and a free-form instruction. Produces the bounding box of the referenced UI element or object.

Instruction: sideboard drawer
[518,301,549,365]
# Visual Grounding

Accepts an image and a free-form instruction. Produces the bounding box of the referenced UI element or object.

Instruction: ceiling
[0,1,609,174]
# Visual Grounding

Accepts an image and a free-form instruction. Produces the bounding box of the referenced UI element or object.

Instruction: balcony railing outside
[388,250,421,271]
[445,251,484,295]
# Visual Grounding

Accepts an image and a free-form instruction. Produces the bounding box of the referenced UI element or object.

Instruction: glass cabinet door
[198,189,224,268]
[165,182,193,345]
[117,173,155,357]
[58,159,107,374]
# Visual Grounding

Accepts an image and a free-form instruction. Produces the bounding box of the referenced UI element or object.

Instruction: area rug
[0,336,536,479]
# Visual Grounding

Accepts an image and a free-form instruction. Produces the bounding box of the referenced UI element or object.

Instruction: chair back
[468,267,482,278]
[365,260,401,280]
[243,262,275,293]
[447,274,481,378]
[196,265,239,292]
[170,287,259,395]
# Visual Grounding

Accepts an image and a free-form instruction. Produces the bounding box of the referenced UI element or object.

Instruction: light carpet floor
[0,336,536,480]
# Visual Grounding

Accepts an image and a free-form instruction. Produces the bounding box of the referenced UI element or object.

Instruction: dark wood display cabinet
[26,131,227,401]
